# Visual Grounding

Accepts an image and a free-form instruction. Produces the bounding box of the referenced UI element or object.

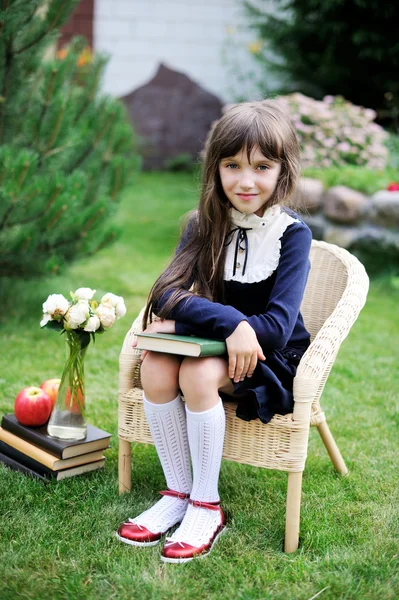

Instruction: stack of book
[0,414,111,483]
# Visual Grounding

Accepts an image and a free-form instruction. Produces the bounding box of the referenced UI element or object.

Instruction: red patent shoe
[160,498,226,563]
[115,490,189,547]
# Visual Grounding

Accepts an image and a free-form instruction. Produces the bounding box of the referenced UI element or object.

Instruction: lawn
[0,172,398,600]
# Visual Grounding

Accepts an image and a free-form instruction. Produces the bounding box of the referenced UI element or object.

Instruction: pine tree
[0,0,138,277]
[245,0,399,129]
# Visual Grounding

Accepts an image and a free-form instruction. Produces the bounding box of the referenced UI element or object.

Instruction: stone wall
[292,179,399,270]
[121,64,223,169]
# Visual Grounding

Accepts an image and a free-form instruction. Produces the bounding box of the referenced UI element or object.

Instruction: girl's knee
[141,352,181,397]
[179,356,229,396]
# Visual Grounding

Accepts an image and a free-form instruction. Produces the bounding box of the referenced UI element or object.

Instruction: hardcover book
[0,428,105,470]
[0,451,106,482]
[1,414,111,459]
[135,333,227,357]
[0,452,48,483]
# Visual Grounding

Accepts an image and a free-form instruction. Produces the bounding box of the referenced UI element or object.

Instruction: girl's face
[218,145,281,217]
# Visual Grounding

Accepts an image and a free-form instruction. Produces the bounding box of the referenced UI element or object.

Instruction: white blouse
[224,206,299,283]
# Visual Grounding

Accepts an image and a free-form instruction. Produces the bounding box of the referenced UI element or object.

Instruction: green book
[135,333,227,357]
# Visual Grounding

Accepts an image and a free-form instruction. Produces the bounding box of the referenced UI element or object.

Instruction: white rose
[65,300,90,330]
[83,314,101,332]
[74,287,96,300]
[40,314,52,328]
[42,294,70,318]
[102,293,126,319]
[101,293,119,308]
[115,297,126,319]
[95,304,116,328]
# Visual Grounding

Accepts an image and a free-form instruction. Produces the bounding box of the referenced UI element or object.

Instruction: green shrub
[301,165,398,195]
[278,93,388,170]
[244,0,399,129]
[0,2,139,279]
[164,153,197,173]
[386,133,399,170]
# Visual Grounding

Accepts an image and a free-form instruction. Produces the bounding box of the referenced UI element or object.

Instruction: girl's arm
[245,222,312,349]
[154,215,249,338]
[160,221,312,351]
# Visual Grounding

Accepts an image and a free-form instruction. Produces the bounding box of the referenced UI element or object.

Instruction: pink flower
[387,183,399,191]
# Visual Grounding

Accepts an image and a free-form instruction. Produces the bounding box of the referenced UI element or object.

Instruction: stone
[350,225,399,272]
[301,214,328,240]
[120,63,223,170]
[291,177,324,214]
[324,226,360,249]
[322,186,369,224]
[322,223,399,266]
[369,190,399,228]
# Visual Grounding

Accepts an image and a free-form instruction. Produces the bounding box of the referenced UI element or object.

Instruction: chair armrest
[293,257,369,418]
[118,307,146,394]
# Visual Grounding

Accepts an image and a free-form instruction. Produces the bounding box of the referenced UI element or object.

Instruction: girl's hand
[226,321,265,383]
[132,319,176,361]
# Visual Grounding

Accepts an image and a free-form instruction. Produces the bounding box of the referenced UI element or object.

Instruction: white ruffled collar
[225,205,299,283]
[230,205,282,230]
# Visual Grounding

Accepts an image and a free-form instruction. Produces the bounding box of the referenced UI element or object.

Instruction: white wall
[93,0,269,102]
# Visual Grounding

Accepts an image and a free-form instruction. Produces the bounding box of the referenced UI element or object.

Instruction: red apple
[14,386,53,426]
[40,378,61,410]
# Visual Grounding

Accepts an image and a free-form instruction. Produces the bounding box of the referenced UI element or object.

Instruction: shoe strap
[189,498,221,512]
[159,489,190,500]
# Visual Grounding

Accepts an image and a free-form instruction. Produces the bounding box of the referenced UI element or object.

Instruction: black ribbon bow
[225,226,252,277]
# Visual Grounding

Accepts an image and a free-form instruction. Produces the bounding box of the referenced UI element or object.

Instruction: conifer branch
[0,1,135,278]
[14,0,68,55]
[0,43,13,143]
[20,5,39,30]
[72,71,101,126]
[45,103,66,151]
[21,236,32,252]
[36,68,58,142]
[96,232,116,252]
[46,204,68,230]
[17,162,30,189]
[66,113,116,173]
[6,185,62,227]
[110,167,121,201]
[40,234,79,252]
[0,205,13,232]
[81,208,105,234]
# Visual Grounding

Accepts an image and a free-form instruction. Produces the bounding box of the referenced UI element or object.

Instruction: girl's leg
[161,357,232,562]
[140,352,192,496]
[116,352,192,546]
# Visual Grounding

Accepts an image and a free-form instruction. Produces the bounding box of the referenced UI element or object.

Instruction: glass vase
[47,330,88,440]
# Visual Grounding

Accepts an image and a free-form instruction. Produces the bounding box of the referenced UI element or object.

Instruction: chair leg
[118,438,131,494]
[285,471,302,553]
[317,420,348,476]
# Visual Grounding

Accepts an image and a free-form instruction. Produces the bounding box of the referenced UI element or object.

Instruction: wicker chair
[117,240,369,553]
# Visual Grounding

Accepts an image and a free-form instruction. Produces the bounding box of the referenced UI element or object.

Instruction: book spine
[199,344,227,357]
[0,440,53,477]
[0,452,50,483]
[0,428,57,468]
[1,416,63,458]
[56,459,106,481]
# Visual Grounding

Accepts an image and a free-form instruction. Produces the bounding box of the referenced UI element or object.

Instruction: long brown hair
[143,99,300,328]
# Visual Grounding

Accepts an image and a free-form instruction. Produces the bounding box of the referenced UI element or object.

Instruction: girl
[115,99,312,563]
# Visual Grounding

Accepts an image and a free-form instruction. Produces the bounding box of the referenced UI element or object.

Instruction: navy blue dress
[155,208,312,425]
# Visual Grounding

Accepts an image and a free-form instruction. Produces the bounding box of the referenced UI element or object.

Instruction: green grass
[301,164,399,195]
[0,172,398,600]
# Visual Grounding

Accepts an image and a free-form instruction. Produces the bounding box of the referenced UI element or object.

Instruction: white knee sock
[166,399,226,546]
[129,393,192,532]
